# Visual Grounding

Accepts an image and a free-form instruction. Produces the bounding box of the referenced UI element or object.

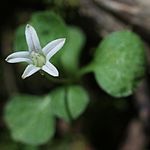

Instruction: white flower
[5,24,66,79]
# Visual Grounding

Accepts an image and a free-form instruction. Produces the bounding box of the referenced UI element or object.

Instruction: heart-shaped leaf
[50,85,89,122]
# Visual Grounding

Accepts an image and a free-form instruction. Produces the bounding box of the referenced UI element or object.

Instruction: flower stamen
[31,52,46,68]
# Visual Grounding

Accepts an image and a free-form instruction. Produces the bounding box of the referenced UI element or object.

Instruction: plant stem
[78,63,94,77]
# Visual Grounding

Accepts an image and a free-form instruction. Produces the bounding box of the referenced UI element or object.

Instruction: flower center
[30,52,46,67]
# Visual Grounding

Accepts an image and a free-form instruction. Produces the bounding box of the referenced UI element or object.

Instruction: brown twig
[79,0,127,37]
[93,0,150,32]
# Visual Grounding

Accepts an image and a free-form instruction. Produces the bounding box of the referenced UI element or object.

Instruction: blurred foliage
[60,26,85,76]
[4,95,55,145]
[4,85,89,145]
[14,11,67,51]
[3,6,147,149]
[50,85,89,122]
[5,10,89,146]
[92,31,146,97]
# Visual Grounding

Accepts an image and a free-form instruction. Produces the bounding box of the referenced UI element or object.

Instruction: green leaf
[93,31,146,97]
[30,11,67,47]
[14,11,67,50]
[50,87,67,120]
[4,95,55,145]
[67,85,89,119]
[50,85,89,122]
[13,25,28,51]
[61,26,85,76]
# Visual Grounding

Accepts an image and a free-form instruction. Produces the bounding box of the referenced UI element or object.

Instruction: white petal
[5,51,31,63]
[42,62,59,77]
[42,38,66,60]
[25,24,41,52]
[22,64,40,79]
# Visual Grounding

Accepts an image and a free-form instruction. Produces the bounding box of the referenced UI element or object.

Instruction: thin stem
[42,63,94,84]
[42,72,73,84]
[78,63,94,77]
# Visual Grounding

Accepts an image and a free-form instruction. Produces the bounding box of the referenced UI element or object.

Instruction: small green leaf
[30,11,67,47]
[50,87,68,121]
[13,25,28,50]
[13,11,67,51]
[67,85,89,119]
[61,26,85,76]
[4,95,55,145]
[50,85,89,122]
[93,31,146,97]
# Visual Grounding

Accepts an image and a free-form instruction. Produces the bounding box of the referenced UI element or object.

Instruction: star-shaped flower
[5,24,66,79]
